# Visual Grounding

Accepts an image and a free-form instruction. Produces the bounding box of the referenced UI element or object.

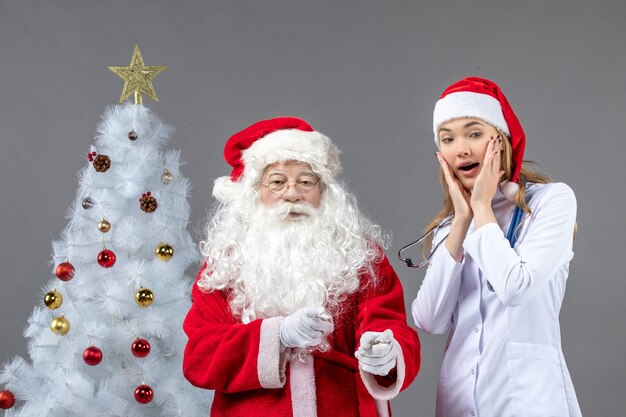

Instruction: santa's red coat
[182,254,420,417]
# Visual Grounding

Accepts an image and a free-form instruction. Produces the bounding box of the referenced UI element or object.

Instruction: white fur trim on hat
[433,91,510,146]
[242,129,341,179]
[212,129,341,203]
[212,175,244,203]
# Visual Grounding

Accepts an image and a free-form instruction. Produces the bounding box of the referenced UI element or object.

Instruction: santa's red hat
[213,117,340,202]
[433,77,526,182]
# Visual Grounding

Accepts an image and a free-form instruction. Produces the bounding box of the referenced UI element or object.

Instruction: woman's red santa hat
[213,117,341,202]
[433,77,526,184]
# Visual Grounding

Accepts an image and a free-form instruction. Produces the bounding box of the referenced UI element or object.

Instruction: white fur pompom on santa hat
[212,117,341,203]
[433,76,526,184]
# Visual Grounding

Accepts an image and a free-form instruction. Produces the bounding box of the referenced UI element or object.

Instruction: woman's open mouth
[457,162,479,176]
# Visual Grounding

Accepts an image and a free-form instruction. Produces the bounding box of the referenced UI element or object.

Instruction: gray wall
[1,1,624,415]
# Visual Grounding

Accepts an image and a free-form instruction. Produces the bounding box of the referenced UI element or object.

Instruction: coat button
[474,327,479,332]
[473,285,478,291]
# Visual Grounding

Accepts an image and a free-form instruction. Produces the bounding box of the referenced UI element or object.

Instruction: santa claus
[182,117,420,417]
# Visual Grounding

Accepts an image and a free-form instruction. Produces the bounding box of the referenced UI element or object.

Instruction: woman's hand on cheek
[437,152,472,221]
[470,136,503,229]
[437,152,472,262]
[470,136,504,210]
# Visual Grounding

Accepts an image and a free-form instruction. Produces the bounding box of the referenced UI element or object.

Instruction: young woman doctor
[412,77,582,417]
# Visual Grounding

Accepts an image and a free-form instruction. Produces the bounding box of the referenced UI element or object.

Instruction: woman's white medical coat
[412,182,582,417]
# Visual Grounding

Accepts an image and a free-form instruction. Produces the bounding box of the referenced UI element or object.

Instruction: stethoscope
[398,206,524,269]
[397,216,452,269]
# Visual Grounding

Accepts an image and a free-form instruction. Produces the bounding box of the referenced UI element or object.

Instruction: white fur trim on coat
[289,355,317,417]
[359,339,405,401]
[375,400,390,417]
[258,317,287,389]
[433,91,509,146]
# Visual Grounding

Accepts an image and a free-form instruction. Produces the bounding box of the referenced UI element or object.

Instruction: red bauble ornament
[0,390,16,409]
[131,338,151,358]
[83,346,103,366]
[97,249,116,268]
[55,261,75,281]
[134,384,153,404]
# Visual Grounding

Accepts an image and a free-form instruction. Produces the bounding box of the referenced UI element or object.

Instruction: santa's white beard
[199,182,385,325]
[231,202,360,323]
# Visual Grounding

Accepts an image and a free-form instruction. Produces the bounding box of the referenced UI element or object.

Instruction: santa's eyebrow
[265,169,317,178]
[297,170,317,177]
[265,170,287,177]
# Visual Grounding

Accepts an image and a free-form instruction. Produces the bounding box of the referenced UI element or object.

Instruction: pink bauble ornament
[134,384,153,404]
[83,346,103,366]
[97,249,116,268]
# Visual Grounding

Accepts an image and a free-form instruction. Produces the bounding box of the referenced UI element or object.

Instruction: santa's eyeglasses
[262,178,320,195]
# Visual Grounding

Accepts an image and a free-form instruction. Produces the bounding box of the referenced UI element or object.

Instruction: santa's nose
[280,183,302,201]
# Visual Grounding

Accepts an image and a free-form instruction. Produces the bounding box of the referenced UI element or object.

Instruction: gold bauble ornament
[98,219,111,233]
[161,169,173,185]
[135,287,154,307]
[50,315,70,336]
[44,290,63,310]
[155,243,174,262]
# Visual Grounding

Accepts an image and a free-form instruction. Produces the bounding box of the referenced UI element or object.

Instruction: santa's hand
[355,329,397,376]
[279,306,334,349]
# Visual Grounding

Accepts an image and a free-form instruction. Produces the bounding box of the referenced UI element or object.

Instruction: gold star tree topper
[109,45,167,104]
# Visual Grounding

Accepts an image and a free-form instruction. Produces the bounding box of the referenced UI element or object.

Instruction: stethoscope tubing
[397,218,452,268]
[398,206,524,270]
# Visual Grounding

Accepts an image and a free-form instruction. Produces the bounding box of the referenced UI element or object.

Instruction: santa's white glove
[355,329,397,376]
[279,306,334,349]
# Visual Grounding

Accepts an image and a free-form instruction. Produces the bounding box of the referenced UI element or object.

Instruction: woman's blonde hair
[422,128,552,254]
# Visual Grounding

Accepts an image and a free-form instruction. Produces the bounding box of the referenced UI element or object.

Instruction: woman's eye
[469,131,482,138]
[441,137,453,144]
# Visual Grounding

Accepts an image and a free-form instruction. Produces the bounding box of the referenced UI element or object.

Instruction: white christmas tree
[0,46,212,416]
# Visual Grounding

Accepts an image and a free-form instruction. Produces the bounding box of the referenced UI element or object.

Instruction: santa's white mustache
[262,202,317,220]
